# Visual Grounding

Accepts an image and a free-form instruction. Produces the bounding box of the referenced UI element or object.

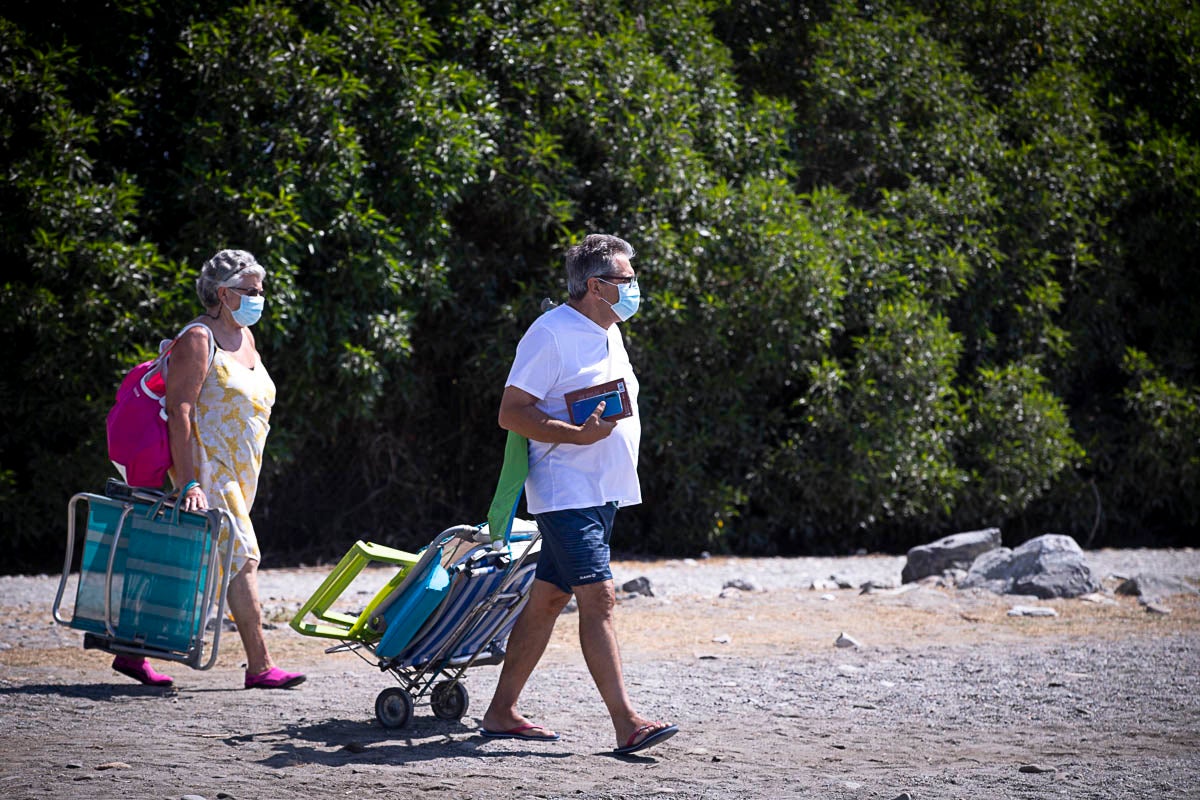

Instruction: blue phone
[572,390,623,423]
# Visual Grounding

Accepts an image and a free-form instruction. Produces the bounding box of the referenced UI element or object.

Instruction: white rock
[1007,605,1058,617]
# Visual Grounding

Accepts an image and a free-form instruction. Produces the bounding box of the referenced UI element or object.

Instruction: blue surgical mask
[227,294,264,327]
[599,278,641,321]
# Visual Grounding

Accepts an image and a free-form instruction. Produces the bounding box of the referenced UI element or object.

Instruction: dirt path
[2,552,1199,799]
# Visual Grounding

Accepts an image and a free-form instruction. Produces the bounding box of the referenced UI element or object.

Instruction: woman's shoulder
[182,316,214,332]
[169,319,217,358]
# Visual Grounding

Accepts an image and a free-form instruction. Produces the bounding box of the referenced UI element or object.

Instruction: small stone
[820,593,836,602]
[891,794,913,800]
[1019,764,1057,774]
[712,634,731,644]
[835,632,861,648]
[836,664,863,675]
[95,762,131,770]
[1007,605,1058,617]
[1145,603,1172,615]
[66,763,83,769]
[621,576,654,597]
[343,742,367,753]
[723,577,762,592]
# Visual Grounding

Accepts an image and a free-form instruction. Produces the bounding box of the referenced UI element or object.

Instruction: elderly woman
[110,249,304,690]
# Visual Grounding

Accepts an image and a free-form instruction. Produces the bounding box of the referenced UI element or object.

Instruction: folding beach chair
[53,480,235,670]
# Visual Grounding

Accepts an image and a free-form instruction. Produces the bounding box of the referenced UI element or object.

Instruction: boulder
[959,534,1100,598]
[1114,574,1199,602]
[901,528,1002,583]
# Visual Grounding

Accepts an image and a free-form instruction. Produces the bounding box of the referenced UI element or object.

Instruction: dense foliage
[2,0,1197,571]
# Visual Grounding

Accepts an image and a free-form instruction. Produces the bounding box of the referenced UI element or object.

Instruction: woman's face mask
[224,288,265,327]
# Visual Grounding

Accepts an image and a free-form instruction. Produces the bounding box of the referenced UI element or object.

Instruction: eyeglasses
[595,274,637,286]
[229,286,266,298]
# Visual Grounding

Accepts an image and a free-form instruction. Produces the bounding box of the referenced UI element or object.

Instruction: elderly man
[480,233,678,756]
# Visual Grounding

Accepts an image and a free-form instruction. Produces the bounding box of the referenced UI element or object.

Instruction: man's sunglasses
[595,274,637,286]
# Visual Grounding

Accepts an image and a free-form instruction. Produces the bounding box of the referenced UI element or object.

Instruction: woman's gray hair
[565,234,635,300]
[196,249,267,307]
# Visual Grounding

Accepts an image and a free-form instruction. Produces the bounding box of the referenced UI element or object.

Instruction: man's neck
[567,297,616,329]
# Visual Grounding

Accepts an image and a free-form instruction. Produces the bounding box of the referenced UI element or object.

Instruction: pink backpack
[106,323,215,487]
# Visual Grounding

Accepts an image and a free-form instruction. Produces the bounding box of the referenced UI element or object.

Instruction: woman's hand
[182,483,209,512]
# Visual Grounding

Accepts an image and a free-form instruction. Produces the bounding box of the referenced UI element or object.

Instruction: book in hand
[564,378,634,425]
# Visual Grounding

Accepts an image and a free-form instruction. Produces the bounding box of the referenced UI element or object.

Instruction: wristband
[182,480,200,494]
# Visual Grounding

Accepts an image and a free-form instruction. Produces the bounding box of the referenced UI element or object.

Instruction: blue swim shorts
[534,503,617,594]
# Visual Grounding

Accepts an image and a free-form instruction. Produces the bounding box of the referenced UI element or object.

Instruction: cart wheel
[375,687,414,729]
[431,680,470,721]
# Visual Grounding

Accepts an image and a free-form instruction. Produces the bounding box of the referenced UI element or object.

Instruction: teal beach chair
[53,480,235,670]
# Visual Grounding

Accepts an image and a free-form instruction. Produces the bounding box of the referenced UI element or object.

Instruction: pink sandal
[111,655,174,687]
[245,666,306,689]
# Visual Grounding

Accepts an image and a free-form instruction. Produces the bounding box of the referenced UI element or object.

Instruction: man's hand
[498,385,618,445]
[575,400,617,445]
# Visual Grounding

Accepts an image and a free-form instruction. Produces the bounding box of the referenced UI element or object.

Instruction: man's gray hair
[566,234,635,301]
[196,249,267,307]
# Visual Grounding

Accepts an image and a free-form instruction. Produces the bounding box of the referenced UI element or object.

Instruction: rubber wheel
[430,680,470,721]
[375,687,414,729]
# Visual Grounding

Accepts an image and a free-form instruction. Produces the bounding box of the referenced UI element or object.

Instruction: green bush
[1,0,1197,571]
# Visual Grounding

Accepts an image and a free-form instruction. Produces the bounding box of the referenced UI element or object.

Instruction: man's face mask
[598,277,640,321]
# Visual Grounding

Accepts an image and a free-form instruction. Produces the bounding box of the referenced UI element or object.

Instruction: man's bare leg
[573,579,663,747]
[481,578,572,737]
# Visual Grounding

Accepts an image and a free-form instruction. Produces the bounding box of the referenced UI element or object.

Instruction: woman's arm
[165,325,212,511]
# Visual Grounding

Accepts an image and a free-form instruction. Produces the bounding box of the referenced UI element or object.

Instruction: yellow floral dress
[188,333,276,575]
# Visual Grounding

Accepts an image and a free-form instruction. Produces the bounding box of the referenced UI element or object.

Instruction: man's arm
[499,385,616,445]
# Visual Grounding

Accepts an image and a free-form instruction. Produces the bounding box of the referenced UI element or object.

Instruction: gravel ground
[1,547,1198,800]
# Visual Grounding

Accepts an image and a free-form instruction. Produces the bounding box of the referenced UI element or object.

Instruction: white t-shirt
[505,304,642,514]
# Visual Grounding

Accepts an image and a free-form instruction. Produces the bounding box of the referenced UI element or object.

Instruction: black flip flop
[480,723,561,741]
[613,723,678,756]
